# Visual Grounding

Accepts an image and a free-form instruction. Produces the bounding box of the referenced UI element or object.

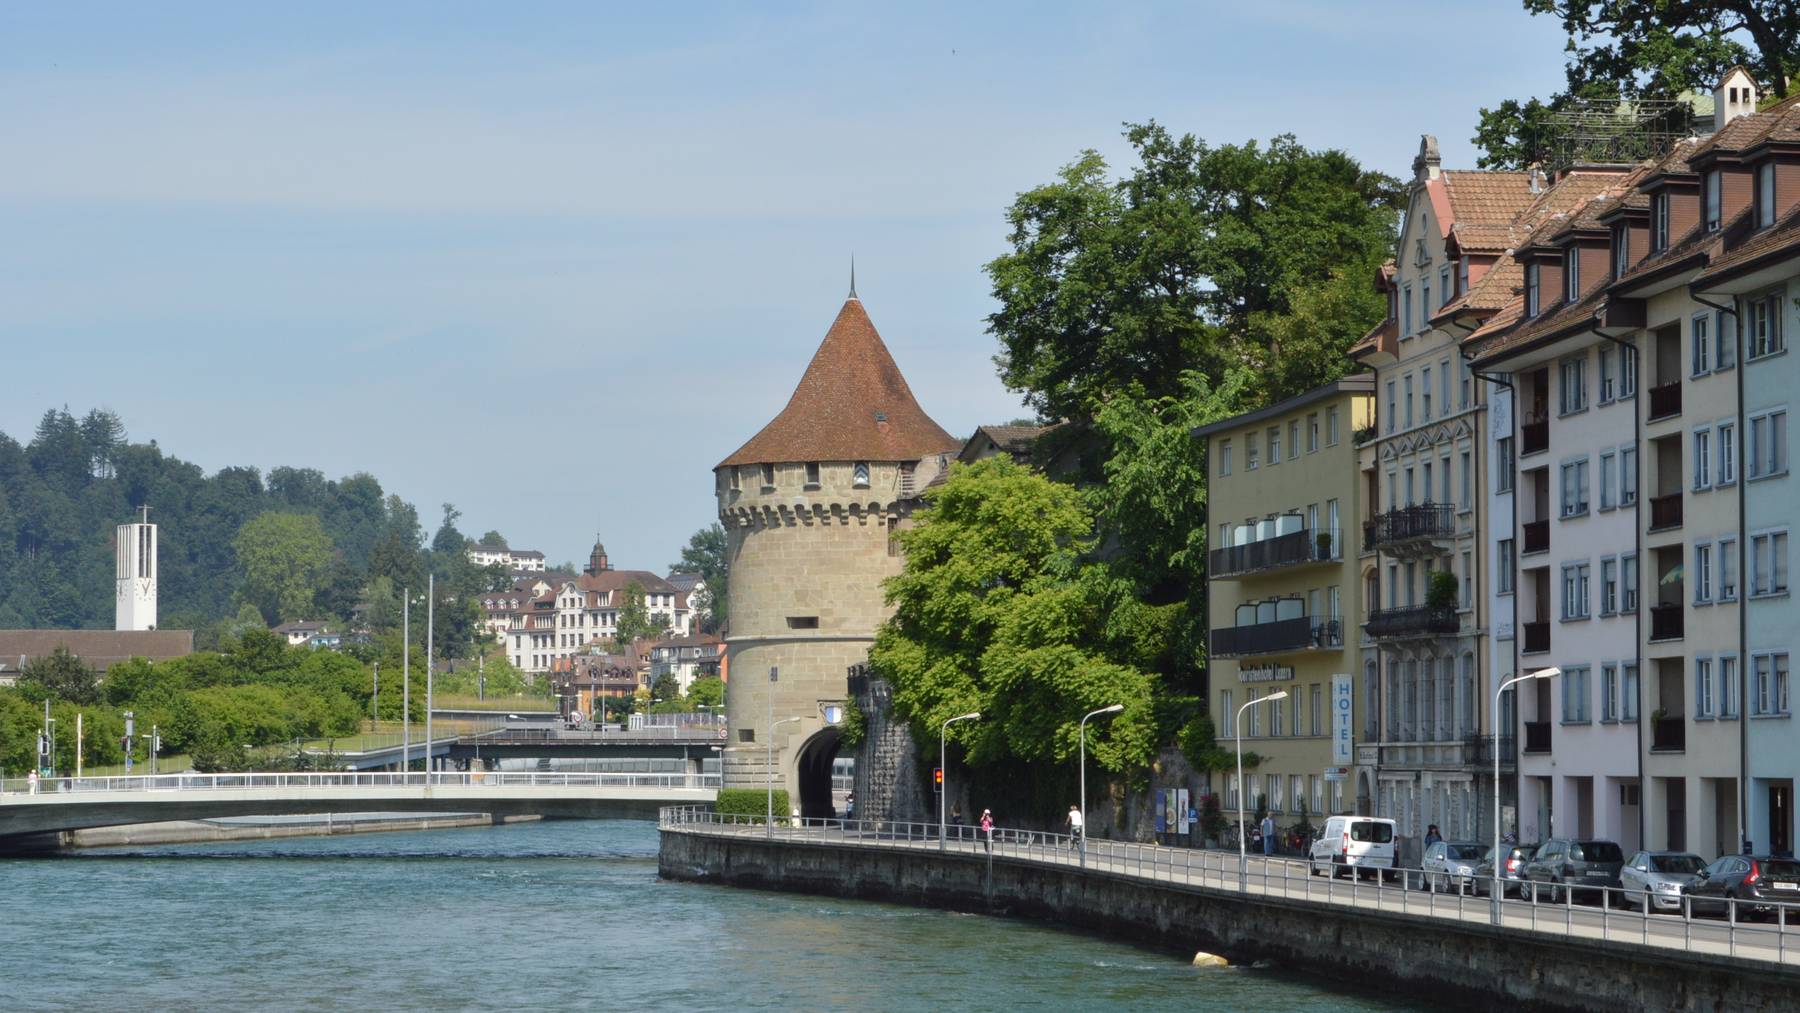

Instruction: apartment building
[1197,376,1373,826]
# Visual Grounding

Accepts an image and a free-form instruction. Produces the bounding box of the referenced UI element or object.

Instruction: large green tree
[1475,1,1799,168]
[233,512,335,623]
[613,580,667,646]
[670,523,729,633]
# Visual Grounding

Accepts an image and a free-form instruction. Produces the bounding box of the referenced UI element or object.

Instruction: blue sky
[0,2,1570,570]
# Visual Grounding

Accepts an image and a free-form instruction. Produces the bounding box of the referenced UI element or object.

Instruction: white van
[1309,816,1398,879]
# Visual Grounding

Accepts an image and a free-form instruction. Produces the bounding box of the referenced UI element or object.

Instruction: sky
[0,2,1571,571]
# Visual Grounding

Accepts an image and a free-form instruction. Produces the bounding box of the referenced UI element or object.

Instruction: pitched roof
[1347,315,1396,359]
[1692,202,1800,287]
[0,629,194,674]
[717,297,961,468]
[1440,170,1535,228]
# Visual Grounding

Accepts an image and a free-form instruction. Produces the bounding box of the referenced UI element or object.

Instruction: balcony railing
[1523,721,1552,754]
[1649,493,1683,532]
[1648,381,1682,421]
[1462,733,1517,767]
[1650,603,1684,641]
[1208,528,1337,579]
[1363,504,1456,553]
[1522,620,1550,655]
[1651,716,1686,752]
[1364,605,1459,640]
[1523,519,1550,555]
[1521,415,1549,456]
[1209,617,1342,659]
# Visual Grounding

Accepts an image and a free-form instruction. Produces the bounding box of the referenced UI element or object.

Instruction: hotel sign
[1241,664,1295,683]
[1331,673,1354,765]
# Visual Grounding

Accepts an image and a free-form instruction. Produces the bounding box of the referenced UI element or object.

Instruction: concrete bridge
[0,772,715,844]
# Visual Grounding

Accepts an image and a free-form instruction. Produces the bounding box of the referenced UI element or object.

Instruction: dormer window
[1652,193,1670,250]
[1565,251,1580,302]
[1457,258,1470,294]
[1611,227,1629,280]
[1704,170,1722,232]
[1757,163,1777,229]
[1525,262,1541,317]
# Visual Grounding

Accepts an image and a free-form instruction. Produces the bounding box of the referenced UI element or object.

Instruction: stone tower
[714,288,960,817]
[115,507,157,631]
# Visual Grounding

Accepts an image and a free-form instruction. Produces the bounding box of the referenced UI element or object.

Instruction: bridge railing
[659,805,1800,968]
[1,771,723,797]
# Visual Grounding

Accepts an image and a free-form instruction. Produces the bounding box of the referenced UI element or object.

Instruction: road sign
[1323,766,1350,782]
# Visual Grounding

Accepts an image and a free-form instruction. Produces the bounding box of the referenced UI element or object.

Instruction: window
[760,463,776,489]
[1218,441,1233,476]
[1496,437,1515,493]
[1562,562,1591,620]
[1620,445,1638,506]
[1747,293,1784,358]
[1752,530,1790,596]
[1460,451,1472,509]
[1620,345,1638,397]
[1246,434,1259,470]
[1716,310,1737,370]
[1600,449,1617,509]
[1722,655,1739,719]
[1623,662,1640,721]
[1652,192,1670,250]
[1692,313,1711,375]
[1386,382,1396,432]
[853,461,871,487]
[1754,653,1791,716]
[1422,369,1433,420]
[1311,684,1323,736]
[1757,162,1777,229]
[1622,554,1640,612]
[1695,543,1713,603]
[1599,347,1616,403]
[1461,550,1473,608]
[1559,355,1588,415]
[1461,359,1472,409]
[1326,407,1340,445]
[1694,428,1712,490]
[1404,375,1414,428]
[1720,536,1739,601]
[804,461,821,486]
[1704,170,1722,232]
[1560,458,1590,516]
[729,467,741,491]
[1288,420,1300,461]
[1601,557,1619,615]
[1749,409,1788,478]
[1440,265,1452,306]
[1525,262,1541,316]
[1562,666,1591,723]
[1602,664,1619,721]
[1403,283,1414,334]
[1268,426,1282,465]
[1221,689,1234,730]
[1696,658,1715,718]
[1611,226,1629,280]
[1248,688,1261,736]
[1271,691,1284,736]
[1422,279,1431,323]
[1307,413,1320,453]
[1498,539,1516,594]
[1566,249,1581,301]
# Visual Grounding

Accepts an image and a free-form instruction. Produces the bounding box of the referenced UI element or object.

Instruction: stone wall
[848,669,927,823]
[661,830,1796,1013]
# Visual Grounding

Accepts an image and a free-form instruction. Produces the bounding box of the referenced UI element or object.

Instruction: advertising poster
[1154,789,1167,833]
[1176,789,1190,834]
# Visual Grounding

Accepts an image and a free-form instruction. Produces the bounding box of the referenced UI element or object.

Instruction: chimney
[1412,134,1442,182]
[1714,67,1760,130]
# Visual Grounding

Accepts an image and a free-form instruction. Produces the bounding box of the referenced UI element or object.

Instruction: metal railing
[1650,602,1684,641]
[1523,519,1550,555]
[1208,528,1338,578]
[1649,493,1683,532]
[1363,504,1455,552]
[2,771,723,798]
[1363,605,1458,639]
[1523,721,1552,753]
[1522,620,1550,654]
[1209,617,1341,658]
[660,805,1800,967]
[1648,381,1681,421]
[1521,415,1549,455]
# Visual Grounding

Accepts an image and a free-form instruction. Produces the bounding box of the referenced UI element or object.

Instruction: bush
[715,787,790,824]
[1427,570,1459,610]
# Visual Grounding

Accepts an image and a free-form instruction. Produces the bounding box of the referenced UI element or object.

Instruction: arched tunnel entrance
[795,727,843,821]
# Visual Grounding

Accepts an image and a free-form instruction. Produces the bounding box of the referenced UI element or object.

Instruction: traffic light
[933,767,943,788]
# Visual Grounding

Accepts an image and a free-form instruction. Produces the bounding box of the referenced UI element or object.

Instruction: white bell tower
[115,506,157,631]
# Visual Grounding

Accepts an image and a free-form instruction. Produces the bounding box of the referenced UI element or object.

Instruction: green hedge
[715,787,790,823]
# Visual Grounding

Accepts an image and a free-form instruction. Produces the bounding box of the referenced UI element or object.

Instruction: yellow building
[1196,376,1375,828]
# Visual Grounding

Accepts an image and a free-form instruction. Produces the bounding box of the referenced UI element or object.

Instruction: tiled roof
[572,568,678,599]
[1441,171,1535,227]
[1692,92,1800,160]
[717,297,961,468]
[1467,285,1607,365]
[0,629,194,674]
[1693,203,1800,287]
[1347,315,1396,358]
[1447,223,1515,253]
[973,423,1058,455]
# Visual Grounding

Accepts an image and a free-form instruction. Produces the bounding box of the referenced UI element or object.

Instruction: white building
[467,544,545,572]
[115,510,157,631]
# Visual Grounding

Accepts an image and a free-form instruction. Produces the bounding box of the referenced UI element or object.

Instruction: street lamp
[1079,705,1125,868]
[1236,690,1289,889]
[1493,666,1560,922]
[768,715,803,834]
[939,712,981,850]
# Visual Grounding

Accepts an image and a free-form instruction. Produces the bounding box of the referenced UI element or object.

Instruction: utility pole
[426,572,434,775]
[402,590,411,776]
[372,660,380,734]
[76,712,83,778]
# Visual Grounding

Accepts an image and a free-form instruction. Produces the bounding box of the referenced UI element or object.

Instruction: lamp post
[426,572,434,775]
[402,590,410,776]
[939,712,981,851]
[1079,704,1125,868]
[371,660,379,737]
[1493,667,1560,923]
[1236,690,1289,890]
[768,715,802,834]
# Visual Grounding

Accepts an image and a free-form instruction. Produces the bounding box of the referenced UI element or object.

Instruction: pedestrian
[1260,812,1275,857]
[979,808,994,852]
[27,770,39,795]
[1067,804,1084,850]
[1425,824,1443,847]
[949,803,964,826]
[845,792,855,821]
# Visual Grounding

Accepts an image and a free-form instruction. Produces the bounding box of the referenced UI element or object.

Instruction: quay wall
[659,831,1794,1013]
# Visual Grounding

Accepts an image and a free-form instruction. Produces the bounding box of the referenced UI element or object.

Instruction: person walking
[1425,824,1443,847]
[1260,812,1276,857]
[27,770,39,795]
[1066,804,1084,851]
[979,808,994,852]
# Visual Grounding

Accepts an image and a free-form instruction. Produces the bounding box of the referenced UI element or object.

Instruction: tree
[1474,1,1799,168]
[614,581,666,645]
[670,524,729,633]
[685,675,725,711]
[233,512,335,623]
[479,530,507,548]
[431,502,467,557]
[648,673,683,712]
[17,647,100,705]
[985,124,1400,420]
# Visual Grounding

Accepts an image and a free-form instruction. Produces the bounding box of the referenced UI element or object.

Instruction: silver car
[1620,850,1706,912]
[1421,840,1487,893]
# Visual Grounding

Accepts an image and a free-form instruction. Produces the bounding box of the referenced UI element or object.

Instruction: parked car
[1683,855,1800,919]
[1421,840,1487,893]
[1308,816,1397,880]
[1619,851,1706,912]
[1523,838,1626,903]
[1473,843,1538,897]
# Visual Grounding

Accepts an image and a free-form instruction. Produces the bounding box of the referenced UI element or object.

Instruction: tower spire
[848,255,858,300]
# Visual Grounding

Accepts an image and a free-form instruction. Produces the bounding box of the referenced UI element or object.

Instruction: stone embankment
[48,813,539,848]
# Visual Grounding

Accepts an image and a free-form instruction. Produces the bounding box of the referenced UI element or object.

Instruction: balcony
[1210,616,1342,659]
[1521,415,1549,456]
[1462,733,1517,767]
[1523,722,1552,754]
[1650,603,1684,642]
[1651,716,1686,752]
[1649,493,1683,532]
[1363,504,1455,555]
[1364,605,1459,640]
[1523,519,1550,555]
[1648,381,1682,421]
[1209,527,1337,579]
[1522,621,1550,655]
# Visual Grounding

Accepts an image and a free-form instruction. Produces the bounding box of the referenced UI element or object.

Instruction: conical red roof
[718,298,961,468]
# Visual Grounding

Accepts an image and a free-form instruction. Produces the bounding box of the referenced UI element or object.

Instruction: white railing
[659,805,1800,967]
[1,771,722,798]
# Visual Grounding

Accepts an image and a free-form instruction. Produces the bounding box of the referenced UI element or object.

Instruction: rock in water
[1191,952,1229,967]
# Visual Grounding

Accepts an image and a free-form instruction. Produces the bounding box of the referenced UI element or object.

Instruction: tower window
[853,461,870,487]
[804,462,821,487]
[786,616,819,629]
[760,463,776,490]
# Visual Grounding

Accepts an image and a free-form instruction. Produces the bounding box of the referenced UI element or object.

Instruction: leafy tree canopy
[233,512,335,623]
[670,523,729,633]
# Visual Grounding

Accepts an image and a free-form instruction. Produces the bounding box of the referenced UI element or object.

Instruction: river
[8,820,1422,1011]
